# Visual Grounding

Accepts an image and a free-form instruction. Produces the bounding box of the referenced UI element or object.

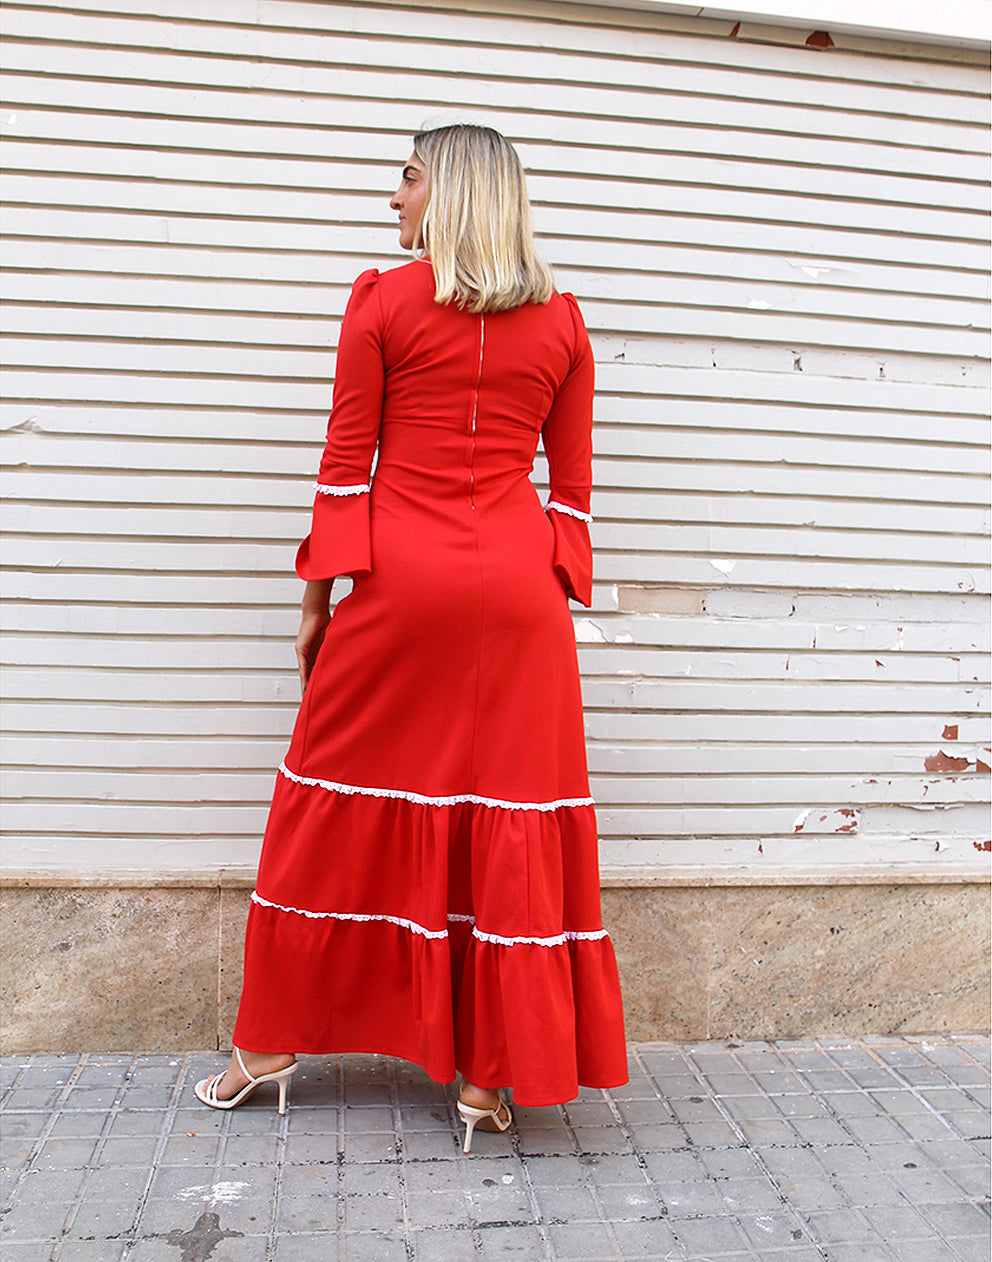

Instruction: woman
[195,125,628,1148]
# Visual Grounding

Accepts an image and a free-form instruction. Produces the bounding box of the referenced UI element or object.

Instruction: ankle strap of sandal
[234,1047,256,1083]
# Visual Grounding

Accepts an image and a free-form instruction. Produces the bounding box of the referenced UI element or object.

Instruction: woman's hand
[296,580,333,691]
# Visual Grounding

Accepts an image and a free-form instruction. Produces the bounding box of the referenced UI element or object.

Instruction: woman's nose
[389,188,402,210]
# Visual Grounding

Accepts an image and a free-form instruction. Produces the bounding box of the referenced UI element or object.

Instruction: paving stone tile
[802,1207,886,1244]
[465,1180,533,1226]
[814,1144,875,1177]
[1,1088,63,1110]
[403,1161,466,1193]
[565,1102,618,1127]
[737,1118,803,1146]
[717,1176,789,1214]
[860,1203,938,1240]
[606,1076,657,1102]
[338,1130,396,1155]
[577,1154,649,1184]
[0,1112,50,1139]
[14,1166,87,1203]
[286,1106,340,1134]
[697,1146,765,1179]
[401,1130,461,1159]
[668,1096,722,1124]
[831,1171,904,1207]
[219,1134,283,1165]
[546,1221,616,1259]
[945,1164,992,1198]
[621,1122,686,1150]
[948,1236,992,1262]
[475,1223,549,1260]
[817,1244,896,1261]
[61,1087,120,1111]
[664,1178,729,1218]
[917,1200,992,1237]
[774,1176,850,1210]
[669,1213,749,1255]
[640,1149,708,1183]
[110,1109,174,1138]
[572,1126,632,1156]
[398,1104,453,1132]
[0,1198,70,1241]
[680,1119,745,1148]
[818,1091,884,1118]
[335,1233,412,1262]
[340,1162,403,1198]
[789,1117,854,1144]
[523,1155,588,1186]
[81,1164,152,1200]
[735,1210,811,1250]
[66,1197,141,1239]
[407,1188,471,1228]
[12,1064,74,1088]
[92,1135,159,1167]
[281,1132,338,1166]
[56,1243,128,1262]
[774,1093,833,1119]
[594,1183,661,1221]
[0,1139,37,1167]
[158,1133,222,1165]
[272,1236,343,1256]
[411,1226,479,1261]
[886,1165,974,1203]
[720,1093,782,1121]
[275,1197,341,1234]
[842,1114,909,1145]
[277,1163,341,1197]
[344,1191,406,1233]
[533,1182,601,1221]
[754,1145,825,1180]
[517,1128,580,1157]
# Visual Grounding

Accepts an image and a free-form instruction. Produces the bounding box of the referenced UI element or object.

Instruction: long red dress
[233,259,627,1106]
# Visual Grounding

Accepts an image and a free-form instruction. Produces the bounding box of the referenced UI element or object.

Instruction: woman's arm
[296,579,333,691]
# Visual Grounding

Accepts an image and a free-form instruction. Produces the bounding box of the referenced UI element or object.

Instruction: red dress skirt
[233,260,627,1106]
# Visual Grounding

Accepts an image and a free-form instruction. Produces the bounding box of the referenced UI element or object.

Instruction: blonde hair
[412,124,555,314]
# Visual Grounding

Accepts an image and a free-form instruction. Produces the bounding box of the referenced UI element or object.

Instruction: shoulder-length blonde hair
[412,124,555,314]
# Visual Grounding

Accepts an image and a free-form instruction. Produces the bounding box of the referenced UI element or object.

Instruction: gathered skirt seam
[250,891,609,947]
[278,761,594,811]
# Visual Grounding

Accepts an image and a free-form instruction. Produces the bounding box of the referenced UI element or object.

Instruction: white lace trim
[313,482,371,497]
[251,891,447,939]
[278,762,594,812]
[473,926,610,948]
[546,500,593,523]
[251,891,610,949]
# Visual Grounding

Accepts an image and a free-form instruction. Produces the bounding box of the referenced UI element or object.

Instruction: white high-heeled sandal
[194,1047,297,1116]
[457,1093,513,1153]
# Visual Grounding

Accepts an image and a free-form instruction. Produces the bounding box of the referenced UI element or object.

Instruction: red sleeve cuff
[295,486,372,581]
[547,505,593,607]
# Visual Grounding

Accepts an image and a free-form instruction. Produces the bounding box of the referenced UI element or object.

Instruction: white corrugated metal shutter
[2,0,989,874]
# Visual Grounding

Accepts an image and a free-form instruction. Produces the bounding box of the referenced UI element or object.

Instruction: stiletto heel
[457,1094,512,1153]
[195,1047,297,1115]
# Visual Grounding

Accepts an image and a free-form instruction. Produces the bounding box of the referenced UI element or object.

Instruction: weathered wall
[1,0,989,878]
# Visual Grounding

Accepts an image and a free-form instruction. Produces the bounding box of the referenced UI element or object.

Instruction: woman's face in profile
[390,153,428,251]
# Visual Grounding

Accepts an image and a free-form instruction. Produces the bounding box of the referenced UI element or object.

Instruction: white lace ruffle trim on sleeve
[313,482,371,497]
[546,500,593,523]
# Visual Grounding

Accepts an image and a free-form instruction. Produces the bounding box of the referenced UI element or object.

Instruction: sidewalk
[1,1036,988,1261]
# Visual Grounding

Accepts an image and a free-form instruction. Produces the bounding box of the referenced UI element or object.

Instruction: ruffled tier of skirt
[232,764,628,1106]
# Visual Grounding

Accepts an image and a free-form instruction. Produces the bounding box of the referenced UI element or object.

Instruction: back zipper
[468,313,485,509]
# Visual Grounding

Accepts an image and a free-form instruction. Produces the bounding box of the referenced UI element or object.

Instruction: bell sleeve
[540,292,595,607]
[295,268,384,581]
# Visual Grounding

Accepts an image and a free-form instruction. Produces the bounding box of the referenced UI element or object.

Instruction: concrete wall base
[2,874,988,1053]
